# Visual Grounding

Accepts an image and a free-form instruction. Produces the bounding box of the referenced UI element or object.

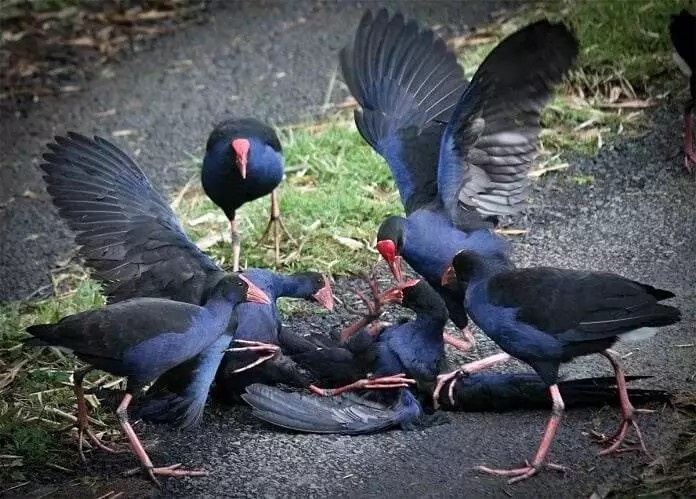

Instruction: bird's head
[210,274,271,305]
[299,271,335,311]
[401,279,449,319]
[206,118,282,180]
[376,216,407,283]
[442,250,486,291]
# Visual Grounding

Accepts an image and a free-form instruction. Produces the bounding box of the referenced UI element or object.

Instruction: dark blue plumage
[25,274,267,482]
[243,280,449,433]
[203,119,283,221]
[202,118,287,270]
[441,250,682,483]
[138,269,333,419]
[342,11,577,340]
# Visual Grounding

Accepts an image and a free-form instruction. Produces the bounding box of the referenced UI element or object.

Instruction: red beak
[231,138,250,179]
[239,274,271,305]
[376,239,403,282]
[312,276,335,311]
[441,265,456,288]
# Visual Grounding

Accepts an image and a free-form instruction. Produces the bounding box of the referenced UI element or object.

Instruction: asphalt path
[2,1,694,497]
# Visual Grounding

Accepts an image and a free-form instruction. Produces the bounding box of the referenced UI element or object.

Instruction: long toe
[597,407,650,456]
[476,461,566,484]
[151,464,209,477]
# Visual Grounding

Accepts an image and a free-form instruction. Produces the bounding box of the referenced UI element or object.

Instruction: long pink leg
[310,374,416,397]
[259,190,294,267]
[443,325,476,353]
[684,104,696,174]
[230,218,241,272]
[226,340,280,373]
[433,353,511,409]
[477,384,567,484]
[116,394,208,486]
[73,367,120,460]
[593,350,651,455]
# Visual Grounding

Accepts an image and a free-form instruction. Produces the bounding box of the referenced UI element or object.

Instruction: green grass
[454,0,686,157]
[0,280,117,476]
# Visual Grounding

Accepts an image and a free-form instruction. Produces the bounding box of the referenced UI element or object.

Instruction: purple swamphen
[38,133,289,430]
[25,274,270,484]
[341,10,578,353]
[669,9,696,173]
[439,250,682,483]
[137,268,334,418]
[202,118,292,270]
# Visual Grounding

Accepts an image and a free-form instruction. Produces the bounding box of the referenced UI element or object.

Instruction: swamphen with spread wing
[138,268,334,417]
[24,274,269,484]
[40,132,242,306]
[440,250,681,483]
[669,10,696,173]
[202,118,292,270]
[40,133,286,425]
[341,10,578,351]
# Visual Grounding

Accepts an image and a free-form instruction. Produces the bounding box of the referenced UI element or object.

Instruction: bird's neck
[413,312,447,341]
[276,276,312,300]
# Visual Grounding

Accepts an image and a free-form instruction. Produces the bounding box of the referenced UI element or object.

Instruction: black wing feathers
[40,133,221,304]
[489,268,681,340]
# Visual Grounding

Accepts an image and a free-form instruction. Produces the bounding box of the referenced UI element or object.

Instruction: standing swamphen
[669,10,696,173]
[202,118,292,270]
[341,10,578,352]
[440,250,682,483]
[24,274,270,484]
[137,268,334,418]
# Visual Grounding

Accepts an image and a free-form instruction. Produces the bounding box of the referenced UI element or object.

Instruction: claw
[310,373,416,397]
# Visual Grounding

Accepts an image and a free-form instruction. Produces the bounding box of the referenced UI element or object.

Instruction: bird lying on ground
[136,269,334,418]
[214,275,410,404]
[439,250,682,483]
[242,374,669,435]
[24,274,269,485]
[203,118,293,270]
[243,276,671,435]
[669,9,696,174]
[341,10,578,353]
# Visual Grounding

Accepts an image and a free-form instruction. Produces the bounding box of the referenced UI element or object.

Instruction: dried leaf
[332,235,363,251]
[94,108,116,118]
[66,36,96,47]
[111,129,136,137]
[495,228,528,236]
[529,163,569,178]
[196,233,231,250]
[608,86,622,103]
[188,212,227,227]
[334,97,357,110]
[599,99,654,109]
[448,33,498,50]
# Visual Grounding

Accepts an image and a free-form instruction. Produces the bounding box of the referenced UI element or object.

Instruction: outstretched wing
[340,9,467,213]
[437,20,578,220]
[243,384,419,435]
[41,133,222,303]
